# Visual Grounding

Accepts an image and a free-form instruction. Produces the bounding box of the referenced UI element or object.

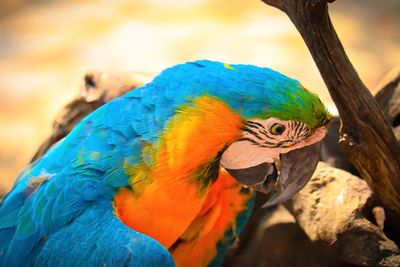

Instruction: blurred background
[0,0,399,193]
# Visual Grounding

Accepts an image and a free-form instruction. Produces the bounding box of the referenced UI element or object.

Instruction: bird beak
[224,141,321,207]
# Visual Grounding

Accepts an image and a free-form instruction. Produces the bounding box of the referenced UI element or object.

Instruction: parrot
[0,60,331,267]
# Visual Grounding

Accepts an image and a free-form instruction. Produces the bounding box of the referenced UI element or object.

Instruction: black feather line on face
[241,119,315,150]
[258,143,279,148]
[288,121,296,139]
[259,129,279,140]
[237,137,261,145]
[293,122,302,136]
[246,120,280,141]
[242,127,265,141]
[245,121,264,129]
[276,140,294,148]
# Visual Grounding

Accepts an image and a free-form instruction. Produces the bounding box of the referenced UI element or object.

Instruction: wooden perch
[261,0,400,218]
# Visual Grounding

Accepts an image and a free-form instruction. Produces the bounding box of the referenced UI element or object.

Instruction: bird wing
[0,93,171,266]
[35,201,174,267]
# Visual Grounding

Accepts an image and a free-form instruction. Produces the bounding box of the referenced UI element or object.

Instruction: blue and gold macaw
[0,60,330,266]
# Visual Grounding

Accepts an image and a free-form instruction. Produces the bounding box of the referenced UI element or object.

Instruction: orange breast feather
[114,96,250,264]
[171,170,253,267]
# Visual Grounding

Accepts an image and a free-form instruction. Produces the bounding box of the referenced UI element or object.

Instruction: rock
[80,71,151,102]
[287,162,400,267]
[223,205,353,267]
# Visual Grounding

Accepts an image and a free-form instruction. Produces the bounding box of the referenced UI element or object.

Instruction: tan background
[0,0,399,193]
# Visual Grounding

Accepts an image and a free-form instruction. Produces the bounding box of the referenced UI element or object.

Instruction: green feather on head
[261,81,332,129]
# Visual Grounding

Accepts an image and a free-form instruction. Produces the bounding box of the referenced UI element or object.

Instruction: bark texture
[261,0,400,221]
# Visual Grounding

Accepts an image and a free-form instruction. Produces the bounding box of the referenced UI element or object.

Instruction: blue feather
[0,60,327,266]
[35,202,174,267]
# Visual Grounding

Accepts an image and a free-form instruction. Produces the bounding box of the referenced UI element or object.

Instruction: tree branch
[261,0,400,217]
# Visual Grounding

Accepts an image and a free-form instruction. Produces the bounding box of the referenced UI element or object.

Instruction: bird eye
[270,123,286,135]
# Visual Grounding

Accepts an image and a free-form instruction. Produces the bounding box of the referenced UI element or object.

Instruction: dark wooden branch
[261,0,400,217]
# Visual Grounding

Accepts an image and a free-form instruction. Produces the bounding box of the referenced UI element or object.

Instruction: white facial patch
[220,140,278,169]
[220,118,327,170]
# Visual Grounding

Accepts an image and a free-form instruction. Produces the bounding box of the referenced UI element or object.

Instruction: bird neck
[113,95,244,248]
[155,95,244,193]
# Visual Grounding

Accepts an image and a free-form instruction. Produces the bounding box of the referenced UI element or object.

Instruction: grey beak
[225,142,321,207]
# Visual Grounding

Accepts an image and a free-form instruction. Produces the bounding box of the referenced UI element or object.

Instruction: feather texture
[0,60,330,266]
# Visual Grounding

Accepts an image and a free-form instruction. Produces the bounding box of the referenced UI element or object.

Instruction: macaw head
[153,60,331,207]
